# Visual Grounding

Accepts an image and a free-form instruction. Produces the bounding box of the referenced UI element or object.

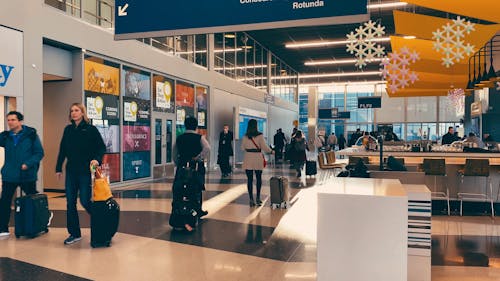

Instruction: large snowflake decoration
[432,16,475,68]
[447,88,465,115]
[380,47,420,94]
[346,20,386,68]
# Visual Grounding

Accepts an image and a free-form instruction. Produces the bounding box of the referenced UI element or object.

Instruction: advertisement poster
[85,92,120,120]
[0,26,23,98]
[122,66,151,100]
[94,122,120,153]
[175,82,194,107]
[84,58,120,95]
[102,153,120,183]
[153,75,175,112]
[123,151,151,180]
[123,125,151,152]
[123,97,150,124]
[196,86,208,110]
[197,110,207,128]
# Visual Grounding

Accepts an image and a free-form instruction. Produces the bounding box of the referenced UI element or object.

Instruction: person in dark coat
[338,134,347,150]
[291,130,307,178]
[442,127,459,145]
[0,111,44,237]
[56,103,105,245]
[172,116,210,231]
[217,125,233,177]
[273,128,286,163]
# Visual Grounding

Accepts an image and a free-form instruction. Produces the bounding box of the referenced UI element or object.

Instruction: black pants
[65,171,92,238]
[219,154,231,175]
[0,181,37,231]
[245,170,262,201]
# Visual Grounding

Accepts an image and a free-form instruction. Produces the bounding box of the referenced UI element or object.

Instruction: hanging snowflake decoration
[346,20,386,69]
[496,81,500,91]
[447,88,465,116]
[432,16,475,68]
[380,47,420,94]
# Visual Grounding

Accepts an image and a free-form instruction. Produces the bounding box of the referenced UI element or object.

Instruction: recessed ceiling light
[224,33,236,39]
[285,37,390,49]
[403,35,416,39]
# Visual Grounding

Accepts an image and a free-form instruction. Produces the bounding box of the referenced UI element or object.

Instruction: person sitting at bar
[442,127,458,145]
[464,132,486,149]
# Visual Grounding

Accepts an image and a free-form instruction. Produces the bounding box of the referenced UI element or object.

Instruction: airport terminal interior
[1,0,500,280]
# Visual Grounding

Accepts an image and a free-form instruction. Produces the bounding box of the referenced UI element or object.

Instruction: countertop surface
[317,178,407,197]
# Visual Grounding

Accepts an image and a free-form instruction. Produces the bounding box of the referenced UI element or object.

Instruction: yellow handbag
[92,166,113,201]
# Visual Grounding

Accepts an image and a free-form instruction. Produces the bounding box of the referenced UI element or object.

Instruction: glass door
[153,115,174,166]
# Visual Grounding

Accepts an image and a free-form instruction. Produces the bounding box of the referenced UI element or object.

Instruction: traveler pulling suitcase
[90,166,120,248]
[270,176,289,209]
[15,193,51,238]
[169,161,202,230]
[305,160,317,176]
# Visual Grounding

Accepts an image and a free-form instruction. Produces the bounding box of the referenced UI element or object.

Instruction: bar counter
[337,148,500,165]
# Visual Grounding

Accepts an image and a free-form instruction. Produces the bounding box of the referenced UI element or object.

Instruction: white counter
[317,178,408,281]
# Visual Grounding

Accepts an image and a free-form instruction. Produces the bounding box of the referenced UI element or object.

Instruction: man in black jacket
[217,125,233,177]
[442,127,458,145]
[0,111,44,237]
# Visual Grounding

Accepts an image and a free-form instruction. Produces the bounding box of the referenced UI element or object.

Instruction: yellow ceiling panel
[386,88,449,97]
[404,0,500,23]
[393,11,500,42]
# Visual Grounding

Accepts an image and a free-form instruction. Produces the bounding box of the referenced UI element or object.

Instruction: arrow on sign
[118,3,129,16]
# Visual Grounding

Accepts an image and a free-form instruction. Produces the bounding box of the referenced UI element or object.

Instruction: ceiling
[246,1,477,85]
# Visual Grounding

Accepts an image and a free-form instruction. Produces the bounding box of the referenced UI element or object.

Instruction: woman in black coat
[56,103,105,245]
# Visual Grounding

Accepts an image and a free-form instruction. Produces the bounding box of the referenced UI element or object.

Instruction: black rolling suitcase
[305,160,317,176]
[270,176,289,209]
[169,182,200,229]
[15,193,51,238]
[90,198,120,248]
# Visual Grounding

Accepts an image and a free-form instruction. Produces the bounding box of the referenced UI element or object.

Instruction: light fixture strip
[285,37,390,49]
[237,71,381,81]
[305,58,383,66]
[367,2,408,9]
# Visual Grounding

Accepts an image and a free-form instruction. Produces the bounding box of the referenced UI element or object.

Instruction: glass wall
[299,84,462,143]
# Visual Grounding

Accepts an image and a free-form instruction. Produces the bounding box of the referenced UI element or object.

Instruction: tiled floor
[1,163,500,280]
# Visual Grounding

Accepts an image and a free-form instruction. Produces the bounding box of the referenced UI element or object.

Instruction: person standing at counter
[442,127,459,145]
[338,134,347,150]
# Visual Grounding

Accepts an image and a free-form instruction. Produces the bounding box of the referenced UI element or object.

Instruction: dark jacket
[218,131,234,157]
[176,132,202,166]
[442,132,458,145]
[0,125,44,182]
[291,138,307,163]
[273,132,286,149]
[56,120,105,174]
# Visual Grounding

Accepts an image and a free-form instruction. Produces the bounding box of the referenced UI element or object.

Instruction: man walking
[0,111,44,237]
[217,125,233,177]
[273,128,286,163]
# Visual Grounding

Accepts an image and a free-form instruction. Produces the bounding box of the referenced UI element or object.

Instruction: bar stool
[422,159,450,215]
[457,159,493,217]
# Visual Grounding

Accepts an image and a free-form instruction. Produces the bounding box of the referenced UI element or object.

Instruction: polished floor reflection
[1,163,500,280]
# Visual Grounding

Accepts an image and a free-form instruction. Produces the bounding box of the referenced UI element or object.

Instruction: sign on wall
[0,26,23,97]
[114,0,368,39]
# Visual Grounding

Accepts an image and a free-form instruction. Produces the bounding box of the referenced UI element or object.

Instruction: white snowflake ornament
[433,16,476,67]
[381,47,421,94]
[496,82,500,91]
[346,20,386,69]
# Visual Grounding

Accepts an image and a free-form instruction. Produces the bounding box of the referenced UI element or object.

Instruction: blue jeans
[65,171,91,237]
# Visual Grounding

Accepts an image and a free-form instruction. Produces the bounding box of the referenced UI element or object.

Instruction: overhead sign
[114,0,368,40]
[358,96,382,109]
[0,26,23,97]
[318,108,350,119]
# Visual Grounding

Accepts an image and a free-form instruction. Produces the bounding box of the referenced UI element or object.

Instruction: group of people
[441,126,493,149]
[0,103,106,246]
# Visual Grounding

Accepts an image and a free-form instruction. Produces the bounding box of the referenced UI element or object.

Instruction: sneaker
[0,230,9,238]
[64,235,82,245]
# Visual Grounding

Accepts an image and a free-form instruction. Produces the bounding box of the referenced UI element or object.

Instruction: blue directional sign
[115,0,368,40]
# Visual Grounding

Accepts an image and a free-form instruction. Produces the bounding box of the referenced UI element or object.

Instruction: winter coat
[56,120,105,174]
[0,125,44,182]
[241,133,272,170]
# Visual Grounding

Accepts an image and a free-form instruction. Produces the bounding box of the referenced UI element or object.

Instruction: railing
[45,0,114,28]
